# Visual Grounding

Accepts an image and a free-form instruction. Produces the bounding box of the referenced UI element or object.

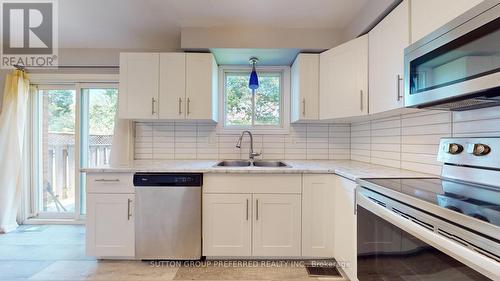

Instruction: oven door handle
[356,192,499,280]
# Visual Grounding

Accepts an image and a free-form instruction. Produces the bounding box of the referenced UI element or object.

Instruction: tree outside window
[225,72,281,128]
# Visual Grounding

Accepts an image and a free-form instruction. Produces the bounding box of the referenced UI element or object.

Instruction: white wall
[342,0,397,40]
[351,107,500,175]
[181,27,344,50]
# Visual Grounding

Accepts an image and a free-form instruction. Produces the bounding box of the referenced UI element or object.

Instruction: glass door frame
[31,84,79,220]
[78,83,119,219]
[29,82,119,221]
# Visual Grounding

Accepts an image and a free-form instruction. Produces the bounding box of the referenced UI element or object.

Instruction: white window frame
[217,65,290,135]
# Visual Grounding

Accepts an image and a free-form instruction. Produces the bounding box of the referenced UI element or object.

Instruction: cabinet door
[86,193,135,257]
[333,176,357,281]
[185,53,218,121]
[302,175,335,257]
[119,53,159,119]
[369,0,409,114]
[320,35,368,119]
[203,194,252,256]
[253,194,301,257]
[159,53,186,119]
[411,0,483,43]
[291,54,319,122]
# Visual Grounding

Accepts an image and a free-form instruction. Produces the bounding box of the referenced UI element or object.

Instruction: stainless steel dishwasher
[134,173,202,260]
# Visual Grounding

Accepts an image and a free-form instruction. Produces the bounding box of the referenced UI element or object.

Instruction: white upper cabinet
[291,54,320,122]
[119,53,159,119]
[368,0,409,114]
[119,52,218,121]
[411,0,484,43]
[185,53,218,120]
[320,35,368,119]
[159,53,186,119]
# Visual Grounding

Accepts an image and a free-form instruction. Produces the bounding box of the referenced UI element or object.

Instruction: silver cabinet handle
[256,199,259,220]
[360,90,363,111]
[397,74,403,101]
[246,199,249,221]
[178,97,182,114]
[187,98,191,115]
[302,98,306,116]
[127,199,132,220]
[151,98,156,115]
[95,179,120,182]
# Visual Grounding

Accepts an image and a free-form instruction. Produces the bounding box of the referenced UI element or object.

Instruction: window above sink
[217,66,290,135]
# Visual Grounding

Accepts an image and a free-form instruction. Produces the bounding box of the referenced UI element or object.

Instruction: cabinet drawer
[86,173,134,194]
[203,174,302,194]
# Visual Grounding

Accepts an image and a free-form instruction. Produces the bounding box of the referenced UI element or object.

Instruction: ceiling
[210,48,303,66]
[58,0,370,49]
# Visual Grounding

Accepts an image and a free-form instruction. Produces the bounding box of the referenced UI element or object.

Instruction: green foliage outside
[88,89,118,135]
[46,89,117,135]
[47,90,76,133]
[225,73,280,126]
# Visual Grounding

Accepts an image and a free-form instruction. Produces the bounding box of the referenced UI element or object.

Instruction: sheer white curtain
[0,70,30,233]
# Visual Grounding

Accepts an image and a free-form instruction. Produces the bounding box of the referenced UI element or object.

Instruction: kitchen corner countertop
[81,160,433,181]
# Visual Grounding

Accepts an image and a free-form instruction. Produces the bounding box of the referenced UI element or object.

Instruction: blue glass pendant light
[249,57,259,90]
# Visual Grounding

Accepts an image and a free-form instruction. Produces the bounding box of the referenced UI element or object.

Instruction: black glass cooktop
[361,178,500,227]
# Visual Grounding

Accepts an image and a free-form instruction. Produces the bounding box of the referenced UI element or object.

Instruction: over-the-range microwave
[404,0,500,111]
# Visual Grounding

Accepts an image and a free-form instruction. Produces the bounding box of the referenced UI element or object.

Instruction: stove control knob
[447,143,463,155]
[467,143,491,156]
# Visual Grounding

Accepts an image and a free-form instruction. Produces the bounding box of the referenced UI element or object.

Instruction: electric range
[357,137,500,280]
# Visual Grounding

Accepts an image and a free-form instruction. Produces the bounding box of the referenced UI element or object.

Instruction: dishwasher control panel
[133,173,203,187]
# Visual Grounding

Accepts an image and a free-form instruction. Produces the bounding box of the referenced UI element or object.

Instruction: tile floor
[0,225,345,281]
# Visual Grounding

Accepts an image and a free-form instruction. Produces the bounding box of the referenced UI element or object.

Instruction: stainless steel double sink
[215,160,291,168]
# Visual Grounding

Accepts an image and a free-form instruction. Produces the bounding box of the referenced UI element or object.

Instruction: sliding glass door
[32,83,118,220]
[34,86,77,217]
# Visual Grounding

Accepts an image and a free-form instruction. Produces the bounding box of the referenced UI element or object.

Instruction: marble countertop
[81,160,433,181]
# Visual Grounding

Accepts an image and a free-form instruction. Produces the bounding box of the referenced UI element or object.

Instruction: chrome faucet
[236,131,261,160]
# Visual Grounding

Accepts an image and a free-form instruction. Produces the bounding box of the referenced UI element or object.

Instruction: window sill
[216,125,290,135]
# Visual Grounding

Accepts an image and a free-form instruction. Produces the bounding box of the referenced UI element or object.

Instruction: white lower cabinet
[202,194,252,256]
[202,174,302,257]
[302,174,335,257]
[203,193,301,257]
[333,175,357,281]
[86,193,135,258]
[253,194,302,257]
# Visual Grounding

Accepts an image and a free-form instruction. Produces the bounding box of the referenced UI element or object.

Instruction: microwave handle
[397,74,403,101]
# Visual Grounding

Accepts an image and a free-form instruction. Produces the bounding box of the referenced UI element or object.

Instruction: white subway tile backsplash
[401,134,444,145]
[402,123,451,136]
[351,106,500,175]
[453,119,500,134]
[452,106,500,122]
[134,106,499,175]
[134,122,351,160]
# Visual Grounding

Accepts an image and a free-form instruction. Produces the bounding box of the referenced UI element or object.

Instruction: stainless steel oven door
[356,190,498,280]
[404,2,500,109]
